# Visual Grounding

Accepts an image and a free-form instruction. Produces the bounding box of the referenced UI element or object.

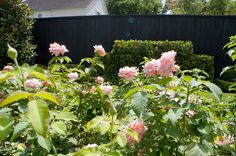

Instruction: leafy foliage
[106,0,164,14]
[0,44,235,155]
[0,0,36,68]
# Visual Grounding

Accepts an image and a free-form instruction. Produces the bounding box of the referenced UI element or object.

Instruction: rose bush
[0,43,235,156]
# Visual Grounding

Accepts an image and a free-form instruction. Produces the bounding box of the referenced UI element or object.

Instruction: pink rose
[158,51,177,77]
[94,45,106,57]
[49,42,68,56]
[24,79,42,88]
[125,119,147,146]
[3,65,13,71]
[118,66,138,80]
[100,85,112,95]
[67,72,78,80]
[96,76,104,84]
[143,59,161,76]
[143,51,179,77]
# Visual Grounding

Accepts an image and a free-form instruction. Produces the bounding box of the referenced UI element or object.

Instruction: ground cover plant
[0,41,235,156]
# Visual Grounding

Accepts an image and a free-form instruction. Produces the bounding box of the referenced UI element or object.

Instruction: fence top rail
[35,14,236,20]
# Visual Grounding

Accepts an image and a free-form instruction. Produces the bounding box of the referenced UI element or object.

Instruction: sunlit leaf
[37,135,51,152]
[116,132,127,147]
[28,100,50,136]
[124,88,141,99]
[86,116,103,131]
[167,108,183,125]
[56,111,79,122]
[124,128,139,142]
[51,121,67,135]
[132,91,148,117]
[29,71,47,81]
[204,82,222,102]
[34,92,58,105]
[0,92,32,108]
[185,143,209,156]
[0,115,14,141]
[10,122,28,141]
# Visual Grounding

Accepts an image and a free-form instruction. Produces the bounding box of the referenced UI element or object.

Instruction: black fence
[33,15,236,76]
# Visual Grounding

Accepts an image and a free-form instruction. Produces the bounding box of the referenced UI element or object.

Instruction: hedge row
[101,40,214,82]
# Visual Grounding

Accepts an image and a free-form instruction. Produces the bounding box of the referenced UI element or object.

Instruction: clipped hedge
[102,40,214,82]
[190,54,214,80]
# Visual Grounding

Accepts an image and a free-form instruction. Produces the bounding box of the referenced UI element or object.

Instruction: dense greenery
[0,0,36,68]
[106,0,164,14]
[106,0,236,15]
[101,40,214,82]
[0,44,235,155]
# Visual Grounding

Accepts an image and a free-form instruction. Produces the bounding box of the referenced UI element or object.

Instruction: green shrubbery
[0,0,36,68]
[102,40,214,82]
[215,34,236,92]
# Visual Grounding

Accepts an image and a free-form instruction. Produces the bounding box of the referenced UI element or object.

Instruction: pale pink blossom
[125,119,147,146]
[85,144,98,148]
[158,51,177,77]
[49,42,68,56]
[67,72,78,80]
[143,59,161,76]
[24,79,42,88]
[118,66,138,80]
[186,110,196,118]
[3,65,13,71]
[94,45,106,57]
[143,51,179,77]
[100,85,112,95]
[96,76,104,84]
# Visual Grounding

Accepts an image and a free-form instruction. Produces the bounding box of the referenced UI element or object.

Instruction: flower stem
[49,136,58,156]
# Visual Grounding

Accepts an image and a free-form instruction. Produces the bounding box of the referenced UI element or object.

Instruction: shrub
[102,40,214,82]
[220,68,236,82]
[189,54,214,80]
[214,79,235,92]
[0,0,36,68]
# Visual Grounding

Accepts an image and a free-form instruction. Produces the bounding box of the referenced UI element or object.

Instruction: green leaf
[0,115,14,141]
[131,91,148,117]
[37,135,51,152]
[28,100,50,136]
[34,92,58,105]
[167,108,183,125]
[86,116,103,131]
[98,121,110,135]
[124,87,141,99]
[0,73,12,82]
[124,128,139,142]
[0,92,32,108]
[166,125,182,138]
[29,71,47,81]
[56,111,79,122]
[197,125,212,138]
[220,66,233,76]
[190,79,202,88]
[229,83,236,91]
[116,132,127,147]
[64,56,72,63]
[142,85,158,91]
[10,122,28,141]
[185,143,209,156]
[51,121,67,135]
[204,82,222,102]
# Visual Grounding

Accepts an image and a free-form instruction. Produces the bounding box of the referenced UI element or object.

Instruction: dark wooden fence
[33,15,236,76]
